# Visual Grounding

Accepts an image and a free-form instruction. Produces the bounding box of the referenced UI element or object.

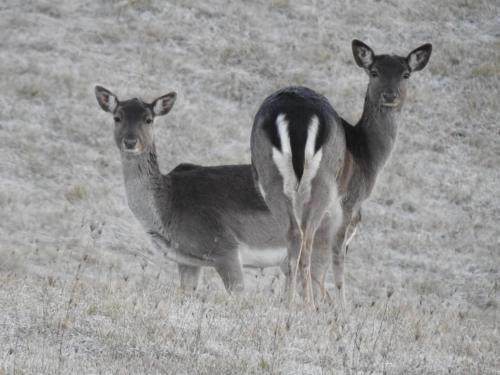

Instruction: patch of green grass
[16,84,41,99]
[65,185,88,204]
[470,63,500,78]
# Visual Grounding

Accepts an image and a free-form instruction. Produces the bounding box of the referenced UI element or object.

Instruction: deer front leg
[215,253,245,294]
[178,264,202,292]
[332,214,351,312]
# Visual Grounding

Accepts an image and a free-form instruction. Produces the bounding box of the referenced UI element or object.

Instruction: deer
[94,86,302,293]
[251,88,345,308]
[250,40,432,309]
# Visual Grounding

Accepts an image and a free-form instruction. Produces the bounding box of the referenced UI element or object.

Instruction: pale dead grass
[1,269,496,374]
[0,0,499,373]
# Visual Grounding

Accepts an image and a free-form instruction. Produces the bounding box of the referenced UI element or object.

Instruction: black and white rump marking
[251,87,345,307]
[251,40,431,310]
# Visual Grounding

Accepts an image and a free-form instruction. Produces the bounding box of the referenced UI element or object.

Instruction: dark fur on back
[255,87,335,181]
[171,163,200,173]
[169,164,269,214]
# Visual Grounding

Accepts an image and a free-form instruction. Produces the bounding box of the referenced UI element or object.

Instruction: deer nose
[123,138,138,149]
[382,92,398,102]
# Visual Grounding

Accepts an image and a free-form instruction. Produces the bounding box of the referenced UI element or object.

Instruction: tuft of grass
[16,84,41,99]
[64,185,88,204]
[270,0,291,9]
[0,0,498,373]
[470,63,500,78]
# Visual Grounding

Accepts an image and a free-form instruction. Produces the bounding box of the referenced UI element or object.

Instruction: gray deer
[95,86,295,292]
[251,40,432,308]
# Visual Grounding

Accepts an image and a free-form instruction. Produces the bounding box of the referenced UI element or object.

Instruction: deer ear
[95,86,118,113]
[152,92,177,116]
[407,44,432,72]
[352,40,375,69]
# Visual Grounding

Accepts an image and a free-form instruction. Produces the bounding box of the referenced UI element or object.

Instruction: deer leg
[286,218,303,306]
[332,213,351,311]
[281,254,307,301]
[178,264,202,292]
[345,209,361,254]
[298,178,341,309]
[299,231,315,308]
[310,216,335,305]
[215,254,244,294]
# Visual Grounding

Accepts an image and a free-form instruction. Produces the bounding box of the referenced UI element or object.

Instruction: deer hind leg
[297,181,340,309]
[178,264,202,292]
[310,215,336,306]
[285,217,303,306]
[298,229,315,308]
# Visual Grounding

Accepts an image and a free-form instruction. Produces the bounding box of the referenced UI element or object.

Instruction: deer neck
[121,146,170,234]
[355,96,399,171]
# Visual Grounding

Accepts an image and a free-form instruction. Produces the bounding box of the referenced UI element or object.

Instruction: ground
[0,0,499,373]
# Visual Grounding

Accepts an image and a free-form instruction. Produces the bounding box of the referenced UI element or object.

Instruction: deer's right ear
[352,40,375,69]
[95,86,118,113]
[152,92,177,116]
[407,44,432,72]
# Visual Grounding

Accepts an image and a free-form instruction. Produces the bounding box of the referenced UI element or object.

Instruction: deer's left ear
[152,92,177,116]
[95,86,118,113]
[407,44,432,72]
[352,39,375,69]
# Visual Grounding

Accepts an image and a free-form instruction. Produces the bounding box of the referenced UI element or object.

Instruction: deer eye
[403,72,410,79]
[145,118,153,124]
[370,70,378,78]
[114,116,121,122]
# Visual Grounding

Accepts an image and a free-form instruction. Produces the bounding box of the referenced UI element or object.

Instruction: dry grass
[0,0,499,373]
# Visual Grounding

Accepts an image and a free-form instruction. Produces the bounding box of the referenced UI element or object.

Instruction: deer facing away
[250,40,432,308]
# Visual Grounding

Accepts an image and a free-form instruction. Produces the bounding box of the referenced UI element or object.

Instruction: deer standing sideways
[95,87,297,293]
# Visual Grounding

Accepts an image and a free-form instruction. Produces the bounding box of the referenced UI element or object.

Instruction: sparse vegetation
[0,0,498,374]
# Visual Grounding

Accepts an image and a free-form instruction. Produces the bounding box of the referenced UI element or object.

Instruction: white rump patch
[272,114,324,221]
[272,113,297,200]
[296,115,323,217]
[301,115,322,184]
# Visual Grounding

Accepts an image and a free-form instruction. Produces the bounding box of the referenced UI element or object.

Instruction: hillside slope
[0,0,498,373]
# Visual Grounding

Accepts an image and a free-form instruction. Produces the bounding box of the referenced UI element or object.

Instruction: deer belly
[148,233,212,267]
[238,244,287,268]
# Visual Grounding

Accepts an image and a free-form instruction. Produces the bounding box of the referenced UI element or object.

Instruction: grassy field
[0,0,499,373]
